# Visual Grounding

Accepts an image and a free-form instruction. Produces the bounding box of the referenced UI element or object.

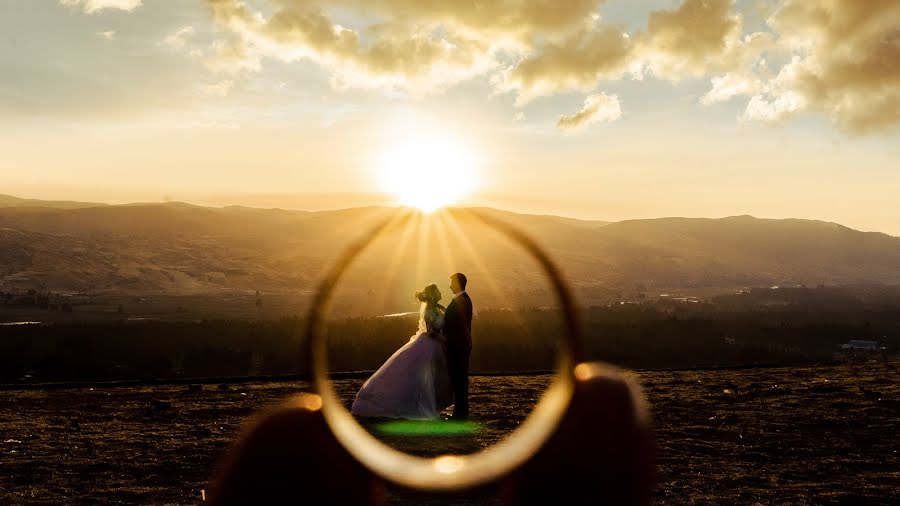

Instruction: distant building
[840,340,884,351]
[836,340,889,362]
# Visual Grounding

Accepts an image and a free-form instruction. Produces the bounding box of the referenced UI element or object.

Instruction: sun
[376,134,479,213]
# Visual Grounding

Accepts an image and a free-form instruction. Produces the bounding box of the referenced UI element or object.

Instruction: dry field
[1,363,898,505]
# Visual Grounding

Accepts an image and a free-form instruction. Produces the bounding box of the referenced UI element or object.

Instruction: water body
[379,312,419,318]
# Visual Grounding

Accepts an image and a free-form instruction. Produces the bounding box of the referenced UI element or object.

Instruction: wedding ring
[305,207,584,491]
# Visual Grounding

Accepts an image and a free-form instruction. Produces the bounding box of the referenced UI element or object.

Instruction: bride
[351,284,453,420]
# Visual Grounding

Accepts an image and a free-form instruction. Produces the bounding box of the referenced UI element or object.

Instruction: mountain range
[2,194,900,298]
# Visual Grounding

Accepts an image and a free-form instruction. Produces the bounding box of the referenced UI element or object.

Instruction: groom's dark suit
[443,291,473,419]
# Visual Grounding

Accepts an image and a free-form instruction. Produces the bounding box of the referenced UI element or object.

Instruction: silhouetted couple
[351,273,474,420]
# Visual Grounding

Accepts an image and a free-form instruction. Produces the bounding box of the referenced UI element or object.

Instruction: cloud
[204,37,262,74]
[698,31,776,105]
[163,26,196,50]
[201,0,501,94]
[636,0,742,80]
[60,0,142,13]
[162,26,260,74]
[704,0,900,133]
[316,0,605,40]
[736,55,807,123]
[556,93,621,131]
[499,25,633,104]
[498,0,744,103]
[701,72,759,105]
[183,0,898,134]
[767,0,900,133]
[96,30,116,41]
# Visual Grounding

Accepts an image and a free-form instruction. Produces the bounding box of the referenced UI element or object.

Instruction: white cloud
[556,93,622,131]
[706,0,900,133]
[96,30,116,41]
[201,0,501,96]
[184,0,900,134]
[162,26,196,51]
[60,0,142,14]
[635,0,742,80]
[204,38,262,75]
[499,26,633,105]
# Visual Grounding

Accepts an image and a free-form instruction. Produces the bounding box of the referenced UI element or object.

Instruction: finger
[501,363,656,505]
[206,394,384,506]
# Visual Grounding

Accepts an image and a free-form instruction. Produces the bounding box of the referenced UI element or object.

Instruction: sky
[1,0,899,233]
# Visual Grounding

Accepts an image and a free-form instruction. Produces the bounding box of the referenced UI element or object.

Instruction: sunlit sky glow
[1,1,898,232]
[377,133,479,212]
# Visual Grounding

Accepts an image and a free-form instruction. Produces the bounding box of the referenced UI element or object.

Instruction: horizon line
[2,192,898,238]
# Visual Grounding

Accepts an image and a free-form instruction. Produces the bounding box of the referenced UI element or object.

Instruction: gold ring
[304,207,584,491]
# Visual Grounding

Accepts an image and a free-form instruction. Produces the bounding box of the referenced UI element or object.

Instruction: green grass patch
[373,419,481,436]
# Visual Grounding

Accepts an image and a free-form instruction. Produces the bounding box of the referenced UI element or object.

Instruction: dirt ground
[1,363,898,505]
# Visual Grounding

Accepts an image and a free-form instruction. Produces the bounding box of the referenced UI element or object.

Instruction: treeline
[581,304,900,368]
[1,289,75,311]
[1,305,898,383]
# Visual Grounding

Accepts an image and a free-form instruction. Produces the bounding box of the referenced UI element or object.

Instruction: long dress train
[350,305,453,420]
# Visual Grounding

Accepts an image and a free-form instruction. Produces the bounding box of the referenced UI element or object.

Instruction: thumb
[501,363,656,505]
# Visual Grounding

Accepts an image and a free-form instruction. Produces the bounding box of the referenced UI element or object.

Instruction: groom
[443,272,473,420]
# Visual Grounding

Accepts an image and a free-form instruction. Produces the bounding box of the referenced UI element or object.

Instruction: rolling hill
[1,195,900,298]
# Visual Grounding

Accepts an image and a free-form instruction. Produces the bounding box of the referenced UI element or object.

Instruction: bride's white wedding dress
[351,304,453,420]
